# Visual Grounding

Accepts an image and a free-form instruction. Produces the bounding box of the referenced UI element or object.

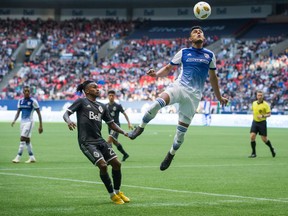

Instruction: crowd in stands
[0,18,287,113]
[0,18,22,82]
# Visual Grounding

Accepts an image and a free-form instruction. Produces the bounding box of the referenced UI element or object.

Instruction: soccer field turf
[0,122,287,216]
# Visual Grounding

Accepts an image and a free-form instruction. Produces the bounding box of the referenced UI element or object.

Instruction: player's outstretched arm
[147,64,173,78]
[108,122,128,137]
[209,70,228,106]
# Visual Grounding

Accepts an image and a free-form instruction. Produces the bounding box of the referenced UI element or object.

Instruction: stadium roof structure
[0,0,287,8]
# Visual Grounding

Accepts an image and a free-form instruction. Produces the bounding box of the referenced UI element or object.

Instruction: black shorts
[108,123,120,141]
[79,139,117,165]
[250,120,267,136]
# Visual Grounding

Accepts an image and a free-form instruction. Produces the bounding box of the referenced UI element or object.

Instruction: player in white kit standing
[11,86,43,163]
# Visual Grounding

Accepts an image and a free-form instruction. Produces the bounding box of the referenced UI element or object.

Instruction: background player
[11,86,43,163]
[106,90,133,162]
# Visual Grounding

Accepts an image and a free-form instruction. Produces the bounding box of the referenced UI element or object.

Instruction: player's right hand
[147,69,156,77]
[67,122,77,130]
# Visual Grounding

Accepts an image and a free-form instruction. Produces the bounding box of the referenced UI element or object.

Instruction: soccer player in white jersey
[11,86,43,163]
[128,26,228,171]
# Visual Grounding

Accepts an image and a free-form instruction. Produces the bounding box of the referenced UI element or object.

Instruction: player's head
[256,90,264,103]
[189,26,205,46]
[23,86,31,98]
[108,90,116,103]
[76,80,99,98]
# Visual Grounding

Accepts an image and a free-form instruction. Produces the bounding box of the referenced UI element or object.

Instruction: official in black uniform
[63,80,130,205]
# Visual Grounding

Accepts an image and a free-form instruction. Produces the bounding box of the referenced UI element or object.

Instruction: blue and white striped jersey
[170,47,216,92]
[17,97,40,122]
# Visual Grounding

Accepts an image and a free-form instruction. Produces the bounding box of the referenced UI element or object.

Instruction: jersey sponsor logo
[89,111,101,121]
[186,58,209,64]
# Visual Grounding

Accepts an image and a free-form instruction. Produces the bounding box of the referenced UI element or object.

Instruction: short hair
[191,26,202,32]
[257,90,263,94]
[108,90,116,95]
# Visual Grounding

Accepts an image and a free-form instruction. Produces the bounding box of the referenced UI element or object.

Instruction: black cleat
[271,148,276,158]
[128,126,144,140]
[248,154,257,158]
[160,152,175,171]
[122,154,129,162]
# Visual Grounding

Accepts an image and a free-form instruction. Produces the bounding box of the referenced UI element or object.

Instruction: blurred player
[11,86,43,163]
[202,97,212,126]
[63,80,130,204]
[106,90,133,162]
[249,90,276,158]
[128,26,228,171]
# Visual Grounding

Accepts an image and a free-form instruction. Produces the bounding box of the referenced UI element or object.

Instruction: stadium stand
[0,7,287,113]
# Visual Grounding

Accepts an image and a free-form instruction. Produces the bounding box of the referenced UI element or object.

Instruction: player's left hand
[123,132,128,137]
[128,124,134,130]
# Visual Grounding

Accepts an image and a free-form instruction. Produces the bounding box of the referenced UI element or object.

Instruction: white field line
[0,172,287,203]
[0,163,285,171]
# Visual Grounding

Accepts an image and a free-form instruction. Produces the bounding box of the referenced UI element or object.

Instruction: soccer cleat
[248,154,257,158]
[271,148,276,157]
[128,126,144,140]
[117,192,130,203]
[160,152,175,171]
[25,158,36,163]
[122,154,129,162]
[111,194,125,204]
[12,158,20,163]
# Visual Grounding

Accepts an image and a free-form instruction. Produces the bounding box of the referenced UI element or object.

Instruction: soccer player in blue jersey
[63,80,130,204]
[128,26,228,171]
[11,86,43,163]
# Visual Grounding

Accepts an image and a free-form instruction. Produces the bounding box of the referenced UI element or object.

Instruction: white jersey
[17,97,40,123]
[170,47,216,92]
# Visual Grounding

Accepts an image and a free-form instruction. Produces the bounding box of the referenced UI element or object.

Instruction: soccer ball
[193,1,211,20]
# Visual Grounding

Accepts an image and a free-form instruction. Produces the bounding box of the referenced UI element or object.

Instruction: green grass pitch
[0,122,287,216]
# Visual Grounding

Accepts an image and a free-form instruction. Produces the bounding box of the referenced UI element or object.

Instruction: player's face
[189,28,205,44]
[256,92,264,103]
[23,88,30,98]
[86,83,100,97]
[108,93,115,103]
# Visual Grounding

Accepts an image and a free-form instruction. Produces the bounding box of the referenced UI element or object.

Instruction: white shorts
[164,81,201,124]
[20,121,34,138]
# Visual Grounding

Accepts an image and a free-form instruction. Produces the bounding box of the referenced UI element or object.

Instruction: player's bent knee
[97,161,108,172]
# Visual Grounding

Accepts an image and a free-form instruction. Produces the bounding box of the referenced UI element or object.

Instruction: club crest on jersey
[98,106,103,113]
[113,106,116,111]
[204,53,209,59]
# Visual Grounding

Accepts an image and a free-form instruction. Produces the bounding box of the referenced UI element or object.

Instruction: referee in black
[63,80,130,204]
[249,90,276,158]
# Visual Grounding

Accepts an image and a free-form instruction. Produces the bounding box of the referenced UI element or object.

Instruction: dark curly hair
[76,80,94,94]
